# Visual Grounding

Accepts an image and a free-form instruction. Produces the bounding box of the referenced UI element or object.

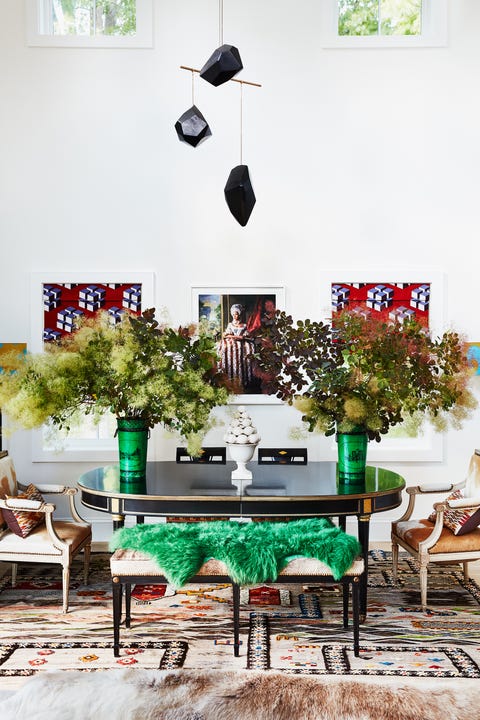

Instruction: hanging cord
[191,69,195,106]
[219,0,223,46]
[239,81,243,165]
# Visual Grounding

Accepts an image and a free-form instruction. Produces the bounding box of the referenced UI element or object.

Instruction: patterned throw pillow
[428,488,480,536]
[0,456,18,530]
[2,483,45,538]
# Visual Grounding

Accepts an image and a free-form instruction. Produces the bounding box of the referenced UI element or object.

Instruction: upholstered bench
[110,549,364,657]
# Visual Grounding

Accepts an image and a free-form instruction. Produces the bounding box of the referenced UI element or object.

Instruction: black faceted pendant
[224,165,256,226]
[175,105,212,147]
[200,44,243,87]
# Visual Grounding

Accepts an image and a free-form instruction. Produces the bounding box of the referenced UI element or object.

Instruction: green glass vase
[336,427,368,486]
[116,417,149,484]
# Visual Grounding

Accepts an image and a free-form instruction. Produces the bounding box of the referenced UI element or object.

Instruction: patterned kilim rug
[1,550,480,684]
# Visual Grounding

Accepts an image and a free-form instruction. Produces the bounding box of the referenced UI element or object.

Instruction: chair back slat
[258,448,308,465]
[176,447,226,464]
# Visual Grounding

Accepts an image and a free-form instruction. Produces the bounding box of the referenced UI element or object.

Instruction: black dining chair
[176,447,226,464]
[257,448,308,465]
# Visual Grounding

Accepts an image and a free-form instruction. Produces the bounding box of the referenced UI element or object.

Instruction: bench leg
[351,577,360,657]
[232,582,240,657]
[125,583,132,628]
[342,582,349,629]
[112,579,123,657]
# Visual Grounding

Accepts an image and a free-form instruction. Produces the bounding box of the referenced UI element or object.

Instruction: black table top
[78,461,405,501]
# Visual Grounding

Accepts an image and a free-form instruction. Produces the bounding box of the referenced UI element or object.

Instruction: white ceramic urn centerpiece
[224,406,260,491]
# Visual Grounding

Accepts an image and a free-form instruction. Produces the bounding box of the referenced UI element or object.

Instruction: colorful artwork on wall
[317,270,444,461]
[467,343,480,375]
[330,282,430,328]
[42,282,144,342]
[192,286,285,398]
[0,343,27,451]
[0,343,27,372]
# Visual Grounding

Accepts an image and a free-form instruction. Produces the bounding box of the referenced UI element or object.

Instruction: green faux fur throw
[109,518,362,586]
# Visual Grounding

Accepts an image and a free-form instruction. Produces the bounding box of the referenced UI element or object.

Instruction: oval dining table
[78,460,405,619]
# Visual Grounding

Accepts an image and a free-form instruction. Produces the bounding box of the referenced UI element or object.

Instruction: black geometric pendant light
[224,82,256,226]
[175,69,212,148]
[177,0,261,225]
[199,1,243,87]
[175,105,212,148]
[200,44,243,87]
[224,165,256,226]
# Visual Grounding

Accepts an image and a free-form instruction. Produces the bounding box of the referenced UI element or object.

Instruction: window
[37,412,118,461]
[339,0,422,37]
[26,0,153,48]
[320,0,447,48]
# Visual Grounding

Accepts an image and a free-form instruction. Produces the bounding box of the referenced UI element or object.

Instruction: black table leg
[112,514,125,531]
[357,514,370,621]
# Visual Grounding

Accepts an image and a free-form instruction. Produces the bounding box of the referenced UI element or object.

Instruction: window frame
[25,0,154,48]
[29,271,155,462]
[319,0,448,49]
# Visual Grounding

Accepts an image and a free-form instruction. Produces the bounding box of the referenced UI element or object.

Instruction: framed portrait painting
[192,286,285,403]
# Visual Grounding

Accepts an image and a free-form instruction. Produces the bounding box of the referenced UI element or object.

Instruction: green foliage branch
[254,310,477,442]
[0,308,231,454]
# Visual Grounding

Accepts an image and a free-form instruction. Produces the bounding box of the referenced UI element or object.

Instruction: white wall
[1,0,479,541]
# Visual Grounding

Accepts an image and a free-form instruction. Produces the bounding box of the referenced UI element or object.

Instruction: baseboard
[92,541,109,553]
[374,542,391,551]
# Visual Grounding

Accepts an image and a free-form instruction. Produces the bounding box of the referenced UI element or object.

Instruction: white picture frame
[191,285,286,405]
[30,271,155,461]
[316,268,445,462]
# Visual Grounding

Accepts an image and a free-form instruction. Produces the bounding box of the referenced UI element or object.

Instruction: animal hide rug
[1,668,480,720]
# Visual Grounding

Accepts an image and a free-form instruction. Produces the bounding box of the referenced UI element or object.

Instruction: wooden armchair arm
[15,484,87,524]
[0,497,85,551]
[417,494,480,554]
[33,484,67,494]
[0,498,62,548]
[396,481,462,522]
[417,506,447,552]
[0,497,53,513]
[444,494,480,509]
[417,482,455,493]
[18,482,65,494]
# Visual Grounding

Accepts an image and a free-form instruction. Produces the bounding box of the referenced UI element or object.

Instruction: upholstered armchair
[0,452,91,612]
[391,451,480,608]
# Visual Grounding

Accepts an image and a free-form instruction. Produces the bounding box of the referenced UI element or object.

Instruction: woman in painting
[220,304,255,391]
[245,297,278,393]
